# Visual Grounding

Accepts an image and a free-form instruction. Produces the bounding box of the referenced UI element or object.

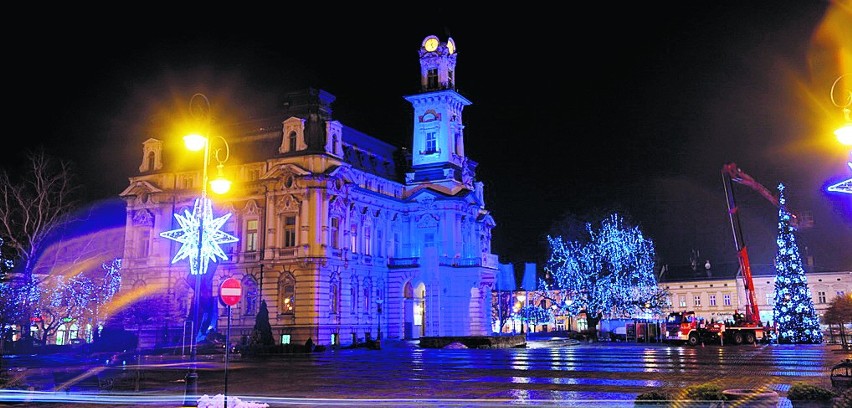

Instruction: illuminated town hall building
[119,35,499,347]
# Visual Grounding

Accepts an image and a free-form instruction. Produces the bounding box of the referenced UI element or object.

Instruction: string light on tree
[772,183,822,344]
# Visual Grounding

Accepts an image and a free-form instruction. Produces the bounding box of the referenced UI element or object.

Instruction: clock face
[424,37,439,52]
[447,38,456,54]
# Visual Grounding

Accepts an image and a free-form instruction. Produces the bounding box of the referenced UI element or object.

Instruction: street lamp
[828,73,852,195]
[160,93,238,407]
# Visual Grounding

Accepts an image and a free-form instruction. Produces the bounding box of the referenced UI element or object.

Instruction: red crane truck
[663,163,777,346]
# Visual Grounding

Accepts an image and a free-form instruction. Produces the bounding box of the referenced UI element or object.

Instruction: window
[363,226,371,256]
[283,216,297,248]
[837,291,846,298]
[765,292,774,306]
[393,232,400,258]
[376,230,383,257]
[330,281,339,314]
[350,225,357,252]
[279,274,295,314]
[448,70,454,88]
[427,68,438,89]
[223,216,237,254]
[693,295,701,307]
[146,152,155,172]
[137,229,150,258]
[242,276,259,316]
[723,294,732,306]
[679,296,686,308]
[330,218,340,249]
[181,175,194,190]
[425,131,437,153]
[818,291,826,303]
[245,219,258,252]
[709,294,716,307]
[288,131,297,152]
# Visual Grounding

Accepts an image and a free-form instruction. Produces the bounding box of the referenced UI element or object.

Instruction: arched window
[288,131,297,152]
[279,273,295,314]
[241,276,259,316]
[330,280,339,314]
[146,152,155,172]
[404,281,414,299]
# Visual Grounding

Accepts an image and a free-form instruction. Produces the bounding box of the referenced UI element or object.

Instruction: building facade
[118,35,498,348]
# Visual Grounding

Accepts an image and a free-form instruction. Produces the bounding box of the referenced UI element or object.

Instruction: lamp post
[828,73,852,195]
[160,93,236,407]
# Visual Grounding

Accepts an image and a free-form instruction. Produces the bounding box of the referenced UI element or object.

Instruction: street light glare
[210,177,231,194]
[184,133,207,151]
[835,123,852,146]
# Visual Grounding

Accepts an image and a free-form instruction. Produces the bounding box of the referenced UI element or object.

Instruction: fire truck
[663,310,761,346]
[664,163,786,346]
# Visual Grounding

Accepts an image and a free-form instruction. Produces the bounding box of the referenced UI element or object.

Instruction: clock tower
[404,35,474,193]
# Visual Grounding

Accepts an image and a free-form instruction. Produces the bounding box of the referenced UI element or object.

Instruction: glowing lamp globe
[210,177,231,194]
[184,133,207,151]
[836,123,852,146]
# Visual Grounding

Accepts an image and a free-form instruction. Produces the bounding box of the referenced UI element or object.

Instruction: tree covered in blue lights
[518,304,551,329]
[772,184,822,344]
[25,259,121,344]
[544,213,668,334]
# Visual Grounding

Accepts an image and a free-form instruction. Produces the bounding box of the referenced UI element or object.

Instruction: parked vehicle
[663,311,763,346]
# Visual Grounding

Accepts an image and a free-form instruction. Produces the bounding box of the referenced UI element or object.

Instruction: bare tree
[0,149,80,338]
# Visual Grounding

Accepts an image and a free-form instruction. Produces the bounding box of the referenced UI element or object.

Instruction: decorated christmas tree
[772,183,823,344]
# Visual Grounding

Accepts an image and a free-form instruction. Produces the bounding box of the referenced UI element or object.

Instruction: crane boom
[721,163,767,325]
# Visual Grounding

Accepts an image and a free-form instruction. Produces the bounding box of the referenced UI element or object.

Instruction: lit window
[245,219,258,252]
[818,291,826,303]
[279,274,295,314]
[350,225,357,252]
[679,296,686,308]
[283,216,296,248]
[693,295,701,307]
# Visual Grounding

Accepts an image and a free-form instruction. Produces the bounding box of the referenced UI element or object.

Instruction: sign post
[219,278,241,408]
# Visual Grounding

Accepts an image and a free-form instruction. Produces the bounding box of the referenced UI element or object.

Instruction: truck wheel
[688,333,700,346]
[745,332,755,344]
[733,332,744,345]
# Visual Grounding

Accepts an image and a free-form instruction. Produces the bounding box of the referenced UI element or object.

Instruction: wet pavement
[2,338,850,407]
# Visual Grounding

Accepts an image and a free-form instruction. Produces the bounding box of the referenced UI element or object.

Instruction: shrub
[683,384,727,401]
[787,382,835,402]
[833,387,852,408]
[635,389,673,402]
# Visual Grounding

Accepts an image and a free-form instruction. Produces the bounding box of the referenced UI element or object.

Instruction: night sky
[8,3,852,271]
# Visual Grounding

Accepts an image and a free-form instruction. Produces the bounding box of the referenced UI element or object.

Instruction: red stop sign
[220,277,242,306]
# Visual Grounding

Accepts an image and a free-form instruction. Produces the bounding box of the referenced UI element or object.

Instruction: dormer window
[288,131,297,152]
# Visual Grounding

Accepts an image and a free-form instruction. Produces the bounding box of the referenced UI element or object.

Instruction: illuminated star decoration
[826,160,852,194]
[160,197,239,275]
